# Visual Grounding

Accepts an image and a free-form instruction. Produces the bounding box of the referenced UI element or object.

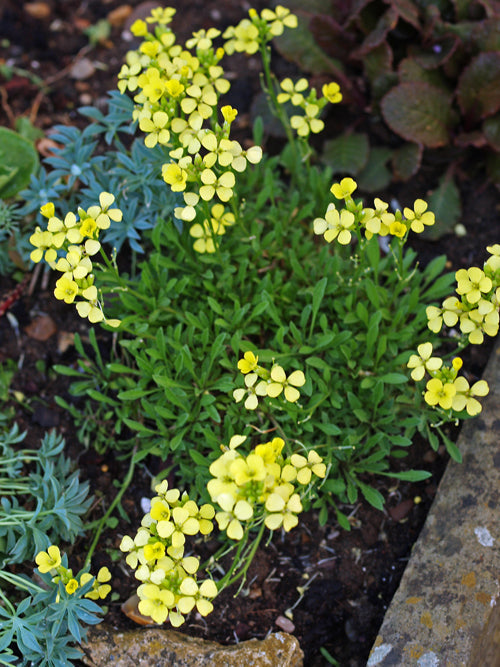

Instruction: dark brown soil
[1,1,499,666]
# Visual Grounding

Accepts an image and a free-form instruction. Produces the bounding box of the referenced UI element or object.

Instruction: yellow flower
[146,7,176,25]
[35,545,62,573]
[54,276,79,304]
[424,378,456,410]
[65,579,79,594]
[130,19,148,36]
[224,19,259,55]
[277,78,309,105]
[403,199,435,233]
[389,220,407,238]
[40,202,55,218]
[456,267,492,304]
[189,219,225,254]
[264,490,302,532]
[138,584,175,624]
[330,178,357,200]
[266,365,306,403]
[221,105,238,124]
[230,453,267,486]
[238,351,258,374]
[314,206,355,246]
[290,451,326,484]
[162,163,188,192]
[261,5,298,34]
[452,377,489,415]
[139,111,171,148]
[407,342,443,381]
[144,541,166,562]
[199,169,235,202]
[322,82,342,104]
[290,104,324,137]
[29,228,63,264]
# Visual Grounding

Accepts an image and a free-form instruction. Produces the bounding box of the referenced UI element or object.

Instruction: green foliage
[0,556,103,666]
[274,0,500,229]
[55,153,455,521]
[18,92,179,255]
[0,127,39,199]
[31,4,488,534]
[0,425,92,566]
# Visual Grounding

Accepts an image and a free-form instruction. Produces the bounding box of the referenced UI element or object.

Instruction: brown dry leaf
[24,2,51,19]
[108,5,133,27]
[36,137,60,158]
[57,331,75,354]
[25,314,57,341]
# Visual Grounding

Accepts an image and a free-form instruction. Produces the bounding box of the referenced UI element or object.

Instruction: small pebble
[275,615,295,633]
[70,58,96,81]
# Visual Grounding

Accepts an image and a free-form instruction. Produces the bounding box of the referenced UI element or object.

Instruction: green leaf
[357,481,385,510]
[380,372,408,384]
[392,142,422,181]
[273,7,343,75]
[383,469,432,481]
[381,82,455,147]
[483,114,500,152]
[0,127,39,198]
[322,133,369,176]
[457,52,500,122]
[118,388,152,400]
[425,173,461,240]
[356,147,392,192]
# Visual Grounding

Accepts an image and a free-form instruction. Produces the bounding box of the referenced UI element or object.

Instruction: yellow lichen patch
[373,635,384,648]
[405,596,423,604]
[455,616,467,630]
[420,611,433,629]
[404,645,424,659]
[461,571,477,588]
[475,591,491,605]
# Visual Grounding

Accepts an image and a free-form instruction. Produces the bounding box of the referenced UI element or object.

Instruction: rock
[81,624,303,667]
[275,614,296,633]
[70,58,96,81]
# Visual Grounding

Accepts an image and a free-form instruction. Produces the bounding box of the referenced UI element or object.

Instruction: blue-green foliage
[0,556,103,666]
[0,426,92,566]
[18,91,180,253]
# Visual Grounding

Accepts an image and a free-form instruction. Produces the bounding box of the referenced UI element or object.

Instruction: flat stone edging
[368,339,500,667]
[81,626,303,666]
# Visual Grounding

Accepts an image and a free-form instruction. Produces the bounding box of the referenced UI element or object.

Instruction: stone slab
[368,340,500,667]
[80,626,303,667]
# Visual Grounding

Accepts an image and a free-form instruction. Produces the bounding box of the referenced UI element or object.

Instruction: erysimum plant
[24,4,499,628]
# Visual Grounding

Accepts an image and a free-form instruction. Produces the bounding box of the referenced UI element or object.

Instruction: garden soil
[0,1,499,665]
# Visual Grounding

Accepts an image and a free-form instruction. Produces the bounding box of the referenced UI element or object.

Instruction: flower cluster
[119,481,217,626]
[35,545,111,600]
[223,5,298,55]
[407,342,489,416]
[314,178,435,245]
[29,193,121,326]
[277,78,342,137]
[233,351,306,409]
[118,7,264,253]
[208,435,326,539]
[426,245,500,344]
